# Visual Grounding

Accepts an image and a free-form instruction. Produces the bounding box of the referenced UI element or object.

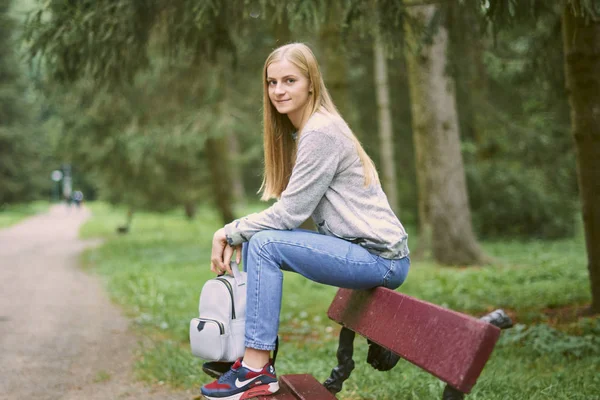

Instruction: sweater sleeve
[224,130,339,245]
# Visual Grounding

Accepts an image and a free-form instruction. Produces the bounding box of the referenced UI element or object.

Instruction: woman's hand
[210,228,242,275]
[210,228,229,274]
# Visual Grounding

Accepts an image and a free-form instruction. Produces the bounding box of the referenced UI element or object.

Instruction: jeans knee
[248,230,278,249]
[248,230,286,266]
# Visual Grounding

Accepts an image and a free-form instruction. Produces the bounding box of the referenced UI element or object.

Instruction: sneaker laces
[218,364,240,382]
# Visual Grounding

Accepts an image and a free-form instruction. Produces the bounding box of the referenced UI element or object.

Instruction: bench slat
[257,381,297,400]
[282,374,337,399]
[327,288,500,393]
[258,374,337,400]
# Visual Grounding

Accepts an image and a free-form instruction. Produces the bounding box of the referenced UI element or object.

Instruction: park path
[0,205,194,400]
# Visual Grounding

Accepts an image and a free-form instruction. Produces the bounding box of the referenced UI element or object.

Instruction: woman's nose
[274,83,285,95]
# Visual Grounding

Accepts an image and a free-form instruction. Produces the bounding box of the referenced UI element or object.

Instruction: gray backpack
[189,262,246,362]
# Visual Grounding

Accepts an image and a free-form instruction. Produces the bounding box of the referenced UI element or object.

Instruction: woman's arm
[224,130,340,246]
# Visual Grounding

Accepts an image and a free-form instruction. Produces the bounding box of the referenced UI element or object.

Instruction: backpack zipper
[198,318,225,335]
[215,278,236,319]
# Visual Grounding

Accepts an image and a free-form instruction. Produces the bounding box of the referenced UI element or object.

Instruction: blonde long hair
[260,43,379,201]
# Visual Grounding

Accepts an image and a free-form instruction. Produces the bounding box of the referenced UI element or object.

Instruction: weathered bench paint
[327,287,501,393]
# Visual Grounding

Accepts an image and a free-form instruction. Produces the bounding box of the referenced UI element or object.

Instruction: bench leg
[323,327,356,394]
[442,385,465,400]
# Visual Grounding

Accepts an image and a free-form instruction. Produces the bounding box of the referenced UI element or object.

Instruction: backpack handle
[229,261,246,286]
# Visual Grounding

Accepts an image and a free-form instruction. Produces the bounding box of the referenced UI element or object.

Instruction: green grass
[80,202,600,399]
[0,201,50,228]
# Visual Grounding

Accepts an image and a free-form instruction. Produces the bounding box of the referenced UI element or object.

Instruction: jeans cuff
[245,340,277,351]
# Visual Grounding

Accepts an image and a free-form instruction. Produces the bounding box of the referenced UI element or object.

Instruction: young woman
[201,43,410,400]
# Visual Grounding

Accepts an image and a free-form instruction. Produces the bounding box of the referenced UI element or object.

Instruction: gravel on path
[0,205,195,400]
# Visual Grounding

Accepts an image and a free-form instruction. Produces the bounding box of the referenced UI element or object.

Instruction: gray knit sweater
[224,113,409,259]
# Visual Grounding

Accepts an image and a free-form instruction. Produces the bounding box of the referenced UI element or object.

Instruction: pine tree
[0,0,50,205]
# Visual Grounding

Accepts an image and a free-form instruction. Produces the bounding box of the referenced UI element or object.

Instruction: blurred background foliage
[0,0,53,204]
[1,0,582,239]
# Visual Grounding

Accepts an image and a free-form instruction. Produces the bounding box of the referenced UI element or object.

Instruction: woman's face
[266,58,312,127]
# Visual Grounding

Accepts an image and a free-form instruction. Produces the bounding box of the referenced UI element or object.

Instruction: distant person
[200,43,410,400]
[72,191,84,208]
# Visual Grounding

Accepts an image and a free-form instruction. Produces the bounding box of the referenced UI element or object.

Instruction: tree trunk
[205,137,235,224]
[319,0,355,125]
[184,202,196,219]
[562,3,600,314]
[374,36,399,214]
[403,3,488,265]
[273,8,291,45]
[117,207,134,234]
[448,3,489,159]
[228,132,246,207]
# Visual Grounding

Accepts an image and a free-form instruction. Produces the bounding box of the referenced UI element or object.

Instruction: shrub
[466,162,577,239]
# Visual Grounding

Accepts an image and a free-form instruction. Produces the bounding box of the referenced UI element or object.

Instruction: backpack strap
[230,261,247,285]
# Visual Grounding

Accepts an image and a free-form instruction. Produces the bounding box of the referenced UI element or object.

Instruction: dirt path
[0,205,194,400]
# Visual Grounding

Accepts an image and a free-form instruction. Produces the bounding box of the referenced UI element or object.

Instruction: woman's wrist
[223,222,241,246]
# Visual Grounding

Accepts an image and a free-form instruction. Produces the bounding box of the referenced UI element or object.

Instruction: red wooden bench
[259,287,512,400]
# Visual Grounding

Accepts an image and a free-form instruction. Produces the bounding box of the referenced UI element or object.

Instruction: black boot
[367,340,401,371]
[202,361,234,379]
[442,385,465,400]
[324,327,356,394]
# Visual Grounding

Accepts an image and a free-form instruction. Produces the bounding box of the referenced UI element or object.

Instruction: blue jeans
[240,229,410,351]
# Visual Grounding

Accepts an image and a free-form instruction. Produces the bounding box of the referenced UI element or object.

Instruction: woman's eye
[286,78,295,84]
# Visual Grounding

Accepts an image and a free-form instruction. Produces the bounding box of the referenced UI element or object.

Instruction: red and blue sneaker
[201,358,279,400]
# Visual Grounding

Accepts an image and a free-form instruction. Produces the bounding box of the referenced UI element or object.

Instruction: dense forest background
[1,1,598,310]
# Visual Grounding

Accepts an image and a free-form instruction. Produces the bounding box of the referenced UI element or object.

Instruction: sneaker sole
[203,382,279,400]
